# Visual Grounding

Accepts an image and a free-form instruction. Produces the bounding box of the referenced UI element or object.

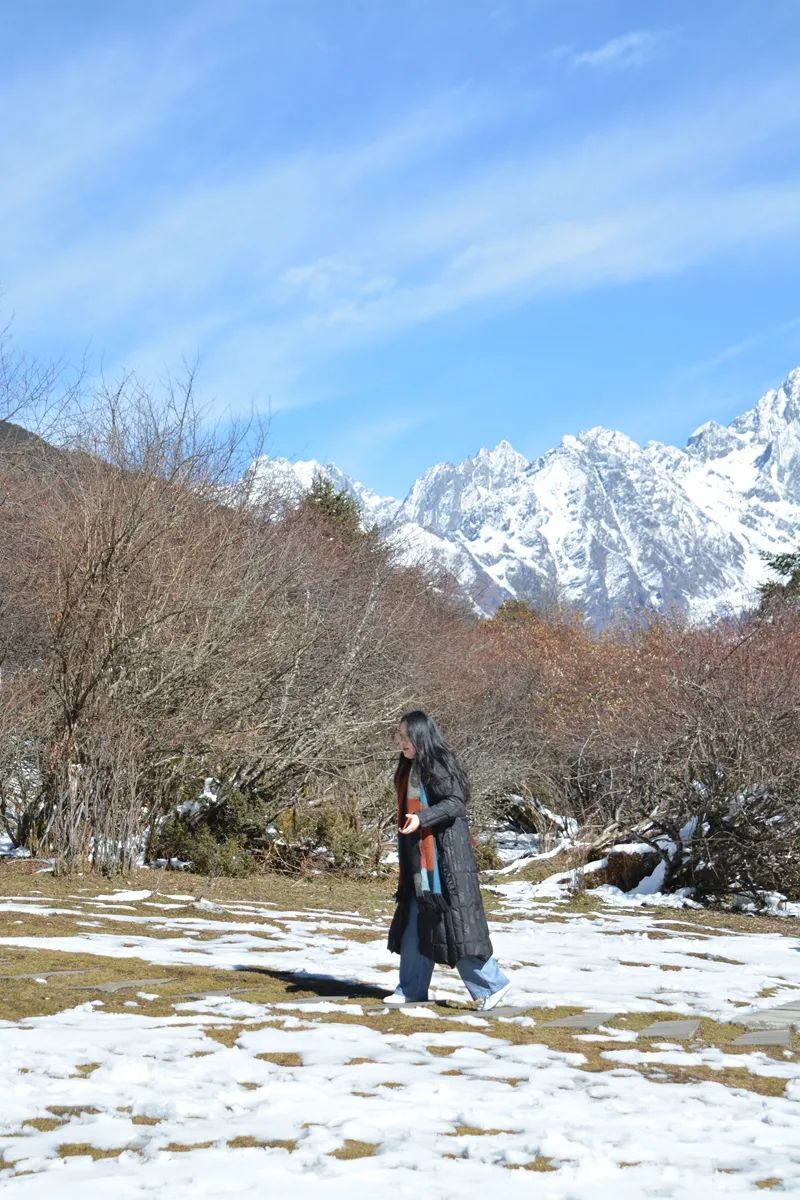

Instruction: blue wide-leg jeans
[395,893,510,1002]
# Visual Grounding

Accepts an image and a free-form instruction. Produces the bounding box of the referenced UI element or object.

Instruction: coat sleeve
[416,766,467,829]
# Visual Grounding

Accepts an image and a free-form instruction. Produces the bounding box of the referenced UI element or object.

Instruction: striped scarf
[396,759,449,914]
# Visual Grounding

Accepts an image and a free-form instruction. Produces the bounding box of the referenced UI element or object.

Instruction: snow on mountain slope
[245,454,401,528]
[245,368,800,625]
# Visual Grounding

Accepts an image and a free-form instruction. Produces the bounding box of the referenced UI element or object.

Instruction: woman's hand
[399,813,420,835]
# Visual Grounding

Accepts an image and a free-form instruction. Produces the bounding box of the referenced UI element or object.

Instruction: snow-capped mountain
[247,368,800,624]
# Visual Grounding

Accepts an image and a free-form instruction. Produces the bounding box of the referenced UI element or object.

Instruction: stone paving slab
[732,1000,800,1030]
[742,1013,800,1030]
[732,1028,792,1047]
[543,1012,617,1030]
[477,1005,527,1019]
[0,969,88,982]
[78,977,173,994]
[639,1019,700,1039]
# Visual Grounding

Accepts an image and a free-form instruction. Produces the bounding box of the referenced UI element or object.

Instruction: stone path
[726,999,800,1046]
[369,995,800,1047]
[2,960,798,1047]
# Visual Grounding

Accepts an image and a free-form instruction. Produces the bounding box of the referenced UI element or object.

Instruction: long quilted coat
[387,761,493,967]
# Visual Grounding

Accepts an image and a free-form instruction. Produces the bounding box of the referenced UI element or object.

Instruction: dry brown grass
[653,909,800,938]
[47,1105,99,1118]
[682,952,743,965]
[503,848,588,885]
[227,1136,297,1151]
[0,863,392,916]
[634,1062,788,1098]
[163,1141,214,1153]
[504,1156,557,1171]
[446,1124,519,1136]
[57,1143,126,1160]
[329,1140,379,1159]
[0,944,291,1021]
[73,1062,100,1076]
[255,1051,303,1067]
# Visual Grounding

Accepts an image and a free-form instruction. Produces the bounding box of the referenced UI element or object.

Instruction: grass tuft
[74,1063,101,1076]
[505,1156,557,1172]
[57,1143,126,1161]
[226,1135,297,1151]
[329,1140,378,1159]
[164,1141,214,1153]
[447,1125,518,1137]
[256,1051,303,1067]
[47,1105,100,1118]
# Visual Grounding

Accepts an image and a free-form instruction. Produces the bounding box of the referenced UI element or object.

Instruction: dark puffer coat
[387,761,493,967]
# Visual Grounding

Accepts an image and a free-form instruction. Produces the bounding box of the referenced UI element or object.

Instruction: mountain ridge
[247,368,800,624]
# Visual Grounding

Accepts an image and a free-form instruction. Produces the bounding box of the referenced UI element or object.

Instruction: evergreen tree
[758,548,800,610]
[300,474,363,541]
[489,598,539,624]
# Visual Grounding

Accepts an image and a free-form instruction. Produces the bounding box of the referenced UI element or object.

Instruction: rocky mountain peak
[474,439,529,472]
[728,367,800,443]
[578,426,642,457]
[685,419,740,461]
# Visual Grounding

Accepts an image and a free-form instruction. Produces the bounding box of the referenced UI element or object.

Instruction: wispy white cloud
[682,316,800,378]
[3,24,800,418]
[0,27,203,243]
[572,29,672,70]
[180,75,800,411]
[323,411,428,484]
[331,411,426,457]
[282,258,396,304]
[5,82,503,329]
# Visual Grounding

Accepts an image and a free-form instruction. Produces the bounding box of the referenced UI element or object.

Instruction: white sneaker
[477,982,513,1012]
[383,992,427,1007]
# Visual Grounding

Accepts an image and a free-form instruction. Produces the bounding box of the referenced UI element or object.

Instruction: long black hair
[394,709,470,802]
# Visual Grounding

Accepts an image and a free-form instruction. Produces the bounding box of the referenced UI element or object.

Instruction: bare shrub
[0,367,474,873]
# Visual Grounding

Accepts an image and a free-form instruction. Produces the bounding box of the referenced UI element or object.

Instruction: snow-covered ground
[1,882,799,1197]
[0,833,31,859]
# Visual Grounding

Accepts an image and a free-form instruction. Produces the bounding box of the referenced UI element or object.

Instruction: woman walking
[385,709,512,1011]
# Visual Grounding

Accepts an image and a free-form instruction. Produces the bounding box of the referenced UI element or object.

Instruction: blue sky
[3,0,800,498]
